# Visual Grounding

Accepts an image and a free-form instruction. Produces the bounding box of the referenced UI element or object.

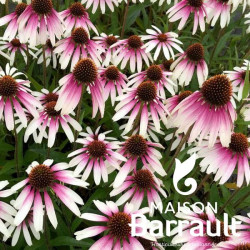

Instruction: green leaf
[50,236,93,247]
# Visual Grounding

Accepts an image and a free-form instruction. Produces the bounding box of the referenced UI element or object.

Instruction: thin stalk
[73,86,86,149]
[121,0,130,38]
[42,45,47,87]
[164,128,177,164]
[184,173,211,202]
[5,0,8,15]
[128,103,144,136]
[233,191,250,209]
[25,45,30,72]
[218,188,241,215]
[13,123,20,177]
[44,213,51,250]
[165,125,193,174]
[209,28,225,65]
[47,147,51,159]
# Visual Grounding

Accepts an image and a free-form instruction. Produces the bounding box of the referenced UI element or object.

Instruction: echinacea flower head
[99,65,128,106]
[113,81,169,136]
[141,25,183,60]
[4,208,40,246]
[55,58,104,118]
[94,33,120,66]
[112,35,153,73]
[161,59,174,72]
[172,206,231,249]
[0,181,16,239]
[24,88,82,147]
[192,133,249,187]
[0,3,27,41]
[0,64,41,131]
[68,127,126,185]
[60,2,98,36]
[110,168,167,215]
[36,39,57,68]
[0,37,37,66]
[11,159,89,232]
[172,75,237,147]
[18,0,64,46]
[128,64,176,97]
[113,134,166,188]
[75,200,154,249]
[167,0,207,34]
[54,27,103,70]
[206,0,232,28]
[81,0,119,14]
[171,43,208,86]
[224,60,250,100]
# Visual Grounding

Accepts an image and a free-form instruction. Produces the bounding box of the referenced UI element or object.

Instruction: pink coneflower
[167,0,207,34]
[94,33,120,66]
[36,39,57,68]
[110,168,167,215]
[18,0,64,46]
[0,38,37,66]
[4,208,41,246]
[112,35,153,73]
[60,2,98,36]
[206,0,231,28]
[172,75,237,147]
[68,127,126,185]
[141,25,183,60]
[0,64,41,131]
[224,60,250,100]
[55,58,104,118]
[172,206,231,249]
[81,0,119,14]
[24,89,82,148]
[171,43,208,86]
[127,64,176,97]
[113,81,169,136]
[74,200,154,249]
[0,181,16,239]
[0,3,27,41]
[113,134,166,188]
[54,27,103,70]
[99,65,128,105]
[192,133,249,187]
[11,159,89,232]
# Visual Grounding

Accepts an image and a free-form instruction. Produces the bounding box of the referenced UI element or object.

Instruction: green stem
[218,188,241,215]
[233,191,250,209]
[13,120,20,177]
[128,102,144,136]
[42,45,47,87]
[121,0,130,38]
[165,125,193,174]
[163,128,177,165]
[209,28,225,65]
[5,0,8,15]
[44,213,51,250]
[25,45,30,72]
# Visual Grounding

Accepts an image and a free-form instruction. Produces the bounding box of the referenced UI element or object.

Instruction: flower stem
[5,0,8,15]
[44,212,51,250]
[218,188,241,215]
[42,45,47,87]
[128,103,144,136]
[164,128,177,163]
[165,125,193,174]
[233,191,250,209]
[13,123,20,177]
[121,0,130,38]
[25,45,30,72]
[209,28,225,65]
